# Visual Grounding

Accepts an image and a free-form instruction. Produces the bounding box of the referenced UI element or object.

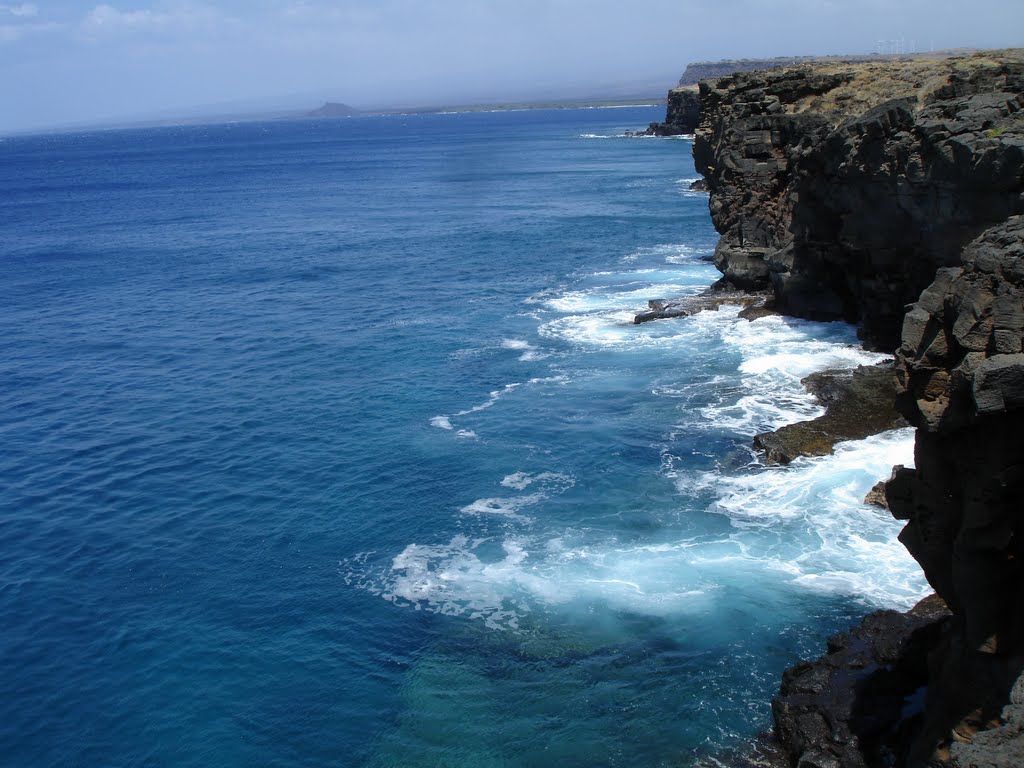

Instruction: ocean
[0,107,928,767]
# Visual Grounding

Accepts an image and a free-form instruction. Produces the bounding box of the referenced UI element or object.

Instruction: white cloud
[0,3,37,17]
[76,3,232,43]
[84,4,170,30]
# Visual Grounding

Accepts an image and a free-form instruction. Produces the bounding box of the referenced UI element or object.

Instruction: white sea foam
[544,283,700,313]
[531,255,717,348]
[430,383,522,431]
[457,382,522,416]
[665,252,708,264]
[460,494,546,520]
[500,471,574,491]
[365,240,928,634]
[673,428,926,604]
[538,306,729,349]
[674,176,709,198]
[538,310,645,347]
[677,307,891,435]
[384,536,551,630]
[623,242,712,264]
[579,267,714,291]
[431,377,568,434]
[501,338,543,361]
[528,374,570,386]
[367,532,719,630]
[357,429,925,630]
[501,472,534,490]
[463,471,574,520]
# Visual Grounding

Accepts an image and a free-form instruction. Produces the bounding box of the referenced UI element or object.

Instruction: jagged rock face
[889,217,1024,648]
[772,596,951,768]
[694,54,1024,350]
[691,53,1024,767]
[882,217,1024,765]
[645,87,700,136]
[894,217,1024,434]
[761,219,1024,766]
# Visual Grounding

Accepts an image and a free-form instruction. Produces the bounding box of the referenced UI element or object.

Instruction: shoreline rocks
[641,86,701,136]
[686,50,1024,766]
[633,281,773,323]
[772,595,953,768]
[753,364,908,465]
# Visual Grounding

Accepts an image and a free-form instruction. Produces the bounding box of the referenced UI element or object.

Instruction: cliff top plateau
[734,49,1024,121]
[677,49,982,87]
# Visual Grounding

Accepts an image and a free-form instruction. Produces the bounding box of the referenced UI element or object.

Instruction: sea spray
[357,248,926,628]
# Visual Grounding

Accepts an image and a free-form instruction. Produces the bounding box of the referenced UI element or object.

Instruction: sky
[2,0,1023,133]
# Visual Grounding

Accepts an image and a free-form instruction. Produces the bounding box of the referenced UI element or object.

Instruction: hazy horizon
[3,1,1024,134]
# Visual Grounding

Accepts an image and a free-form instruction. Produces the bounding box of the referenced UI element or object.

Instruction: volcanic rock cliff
[694,52,1024,350]
[644,87,701,136]
[692,51,1024,767]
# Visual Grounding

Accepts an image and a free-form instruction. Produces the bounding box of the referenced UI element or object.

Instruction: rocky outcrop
[884,216,1024,766]
[633,281,771,323]
[752,364,908,465]
[691,51,1024,767]
[694,52,1024,350]
[772,595,951,768]
[644,87,701,136]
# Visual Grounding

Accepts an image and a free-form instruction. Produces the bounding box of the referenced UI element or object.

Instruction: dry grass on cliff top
[786,49,1024,120]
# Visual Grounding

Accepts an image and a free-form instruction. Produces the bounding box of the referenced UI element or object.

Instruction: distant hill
[306,102,360,118]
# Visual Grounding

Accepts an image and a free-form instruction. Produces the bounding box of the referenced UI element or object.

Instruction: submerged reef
[688,50,1024,767]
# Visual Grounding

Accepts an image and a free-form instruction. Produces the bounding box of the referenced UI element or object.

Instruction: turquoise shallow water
[0,108,927,767]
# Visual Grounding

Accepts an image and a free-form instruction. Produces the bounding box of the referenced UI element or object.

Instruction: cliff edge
[693,51,1024,767]
[678,51,978,87]
[694,51,1024,350]
[644,86,701,136]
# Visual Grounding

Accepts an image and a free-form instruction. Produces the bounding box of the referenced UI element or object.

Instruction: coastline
[666,49,1024,766]
[3,85,1019,764]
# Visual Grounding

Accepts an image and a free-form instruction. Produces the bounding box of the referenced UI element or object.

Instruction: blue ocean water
[0,108,927,767]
